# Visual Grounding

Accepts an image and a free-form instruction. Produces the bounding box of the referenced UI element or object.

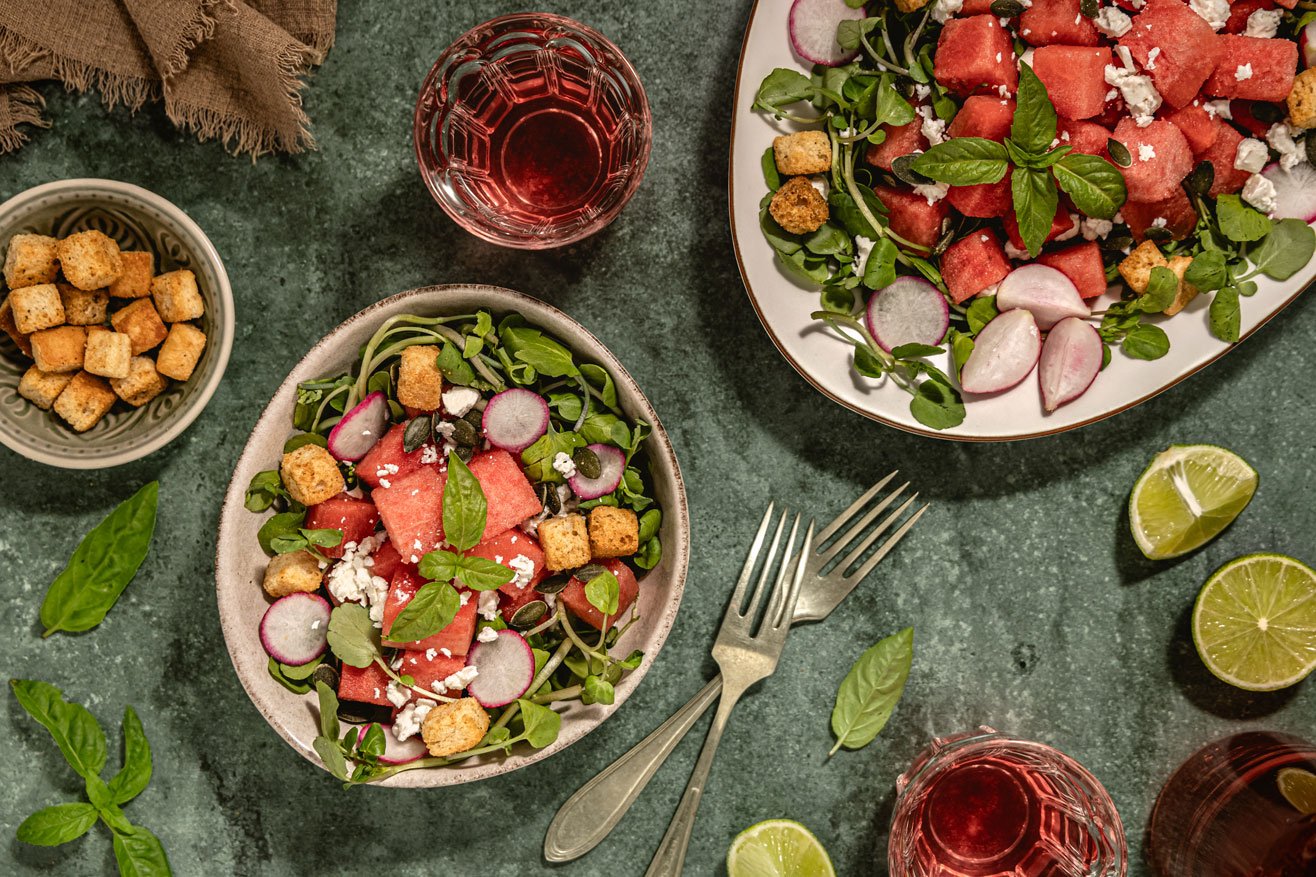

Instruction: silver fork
[643,506,813,877]
[544,473,928,863]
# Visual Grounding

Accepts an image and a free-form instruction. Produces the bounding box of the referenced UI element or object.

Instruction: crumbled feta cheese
[459,590,471,606]
[995,52,1002,63]
[1105,88,1120,102]
[1003,240,1030,260]
[477,589,500,621]
[1234,137,1269,173]
[440,647,452,658]
[913,181,950,205]
[1151,217,1168,228]
[1235,64,1253,82]
[393,699,436,742]
[441,386,481,417]
[1054,215,1080,241]
[1060,130,1071,142]
[1116,45,1135,70]
[1138,144,1156,162]
[508,553,536,590]
[1244,8,1282,38]
[1105,65,1162,126]
[1145,47,1160,70]
[852,234,876,278]
[917,105,947,146]
[1267,122,1306,171]
[1020,48,1035,68]
[552,451,577,478]
[1203,99,1232,120]
[477,626,499,643]
[930,0,963,23]
[1080,217,1114,241]
[808,177,829,198]
[1094,6,1132,38]
[386,680,411,710]
[1189,0,1228,30]
[1242,173,1278,214]
[996,84,1012,98]
[425,648,437,660]
[420,444,438,464]
[913,84,931,101]
[325,534,391,624]
[433,665,479,694]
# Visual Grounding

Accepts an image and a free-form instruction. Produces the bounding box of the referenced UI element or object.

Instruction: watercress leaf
[582,675,616,706]
[579,413,632,448]
[580,363,619,410]
[638,509,662,543]
[388,581,461,643]
[268,534,309,555]
[804,222,853,256]
[863,237,899,290]
[314,680,341,741]
[761,202,803,255]
[283,432,327,454]
[10,679,108,779]
[1011,166,1059,257]
[1121,323,1171,360]
[1216,194,1271,243]
[820,284,858,315]
[521,429,586,483]
[1138,266,1180,312]
[436,342,477,386]
[359,723,387,759]
[1053,153,1126,220]
[418,549,462,583]
[873,76,915,127]
[443,452,487,551]
[243,470,284,512]
[455,555,515,591]
[107,707,151,805]
[1184,249,1227,291]
[277,656,322,681]
[517,700,563,749]
[853,346,886,379]
[618,649,645,670]
[257,510,306,556]
[965,296,999,334]
[829,627,914,754]
[1011,63,1057,156]
[1249,218,1316,280]
[16,802,98,847]
[891,343,945,359]
[1210,286,1242,342]
[909,379,966,430]
[480,725,513,753]
[829,185,887,240]
[585,569,621,617]
[111,825,172,877]
[635,537,663,570]
[300,528,344,549]
[950,330,975,376]
[755,68,817,112]
[326,603,381,669]
[501,326,580,378]
[39,481,158,637]
[1237,279,1258,297]
[910,138,1009,186]
[836,17,881,52]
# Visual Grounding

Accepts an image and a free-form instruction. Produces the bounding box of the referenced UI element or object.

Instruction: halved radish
[259,593,331,665]
[465,630,535,708]
[1304,22,1316,69]
[327,391,388,462]
[789,0,866,67]
[960,309,1042,395]
[568,444,625,500]
[1262,162,1316,223]
[1038,317,1102,412]
[865,277,950,352]
[482,388,549,454]
[355,725,428,765]
[996,265,1090,331]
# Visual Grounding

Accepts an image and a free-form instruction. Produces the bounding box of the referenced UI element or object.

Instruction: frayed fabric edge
[0,84,50,153]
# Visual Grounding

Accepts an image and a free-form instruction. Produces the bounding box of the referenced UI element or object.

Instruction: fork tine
[768,519,813,630]
[816,471,898,544]
[836,494,919,573]
[727,503,775,618]
[761,514,801,630]
[846,503,930,583]
[743,510,788,621]
[817,480,910,562]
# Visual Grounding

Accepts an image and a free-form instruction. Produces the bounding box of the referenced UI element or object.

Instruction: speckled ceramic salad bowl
[215,285,690,787]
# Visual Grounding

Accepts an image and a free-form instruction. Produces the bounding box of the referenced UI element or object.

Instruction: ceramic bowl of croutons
[0,179,234,468]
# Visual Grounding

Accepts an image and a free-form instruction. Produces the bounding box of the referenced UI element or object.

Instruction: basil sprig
[829,628,914,755]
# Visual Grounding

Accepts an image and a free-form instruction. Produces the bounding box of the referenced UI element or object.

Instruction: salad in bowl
[216,287,687,786]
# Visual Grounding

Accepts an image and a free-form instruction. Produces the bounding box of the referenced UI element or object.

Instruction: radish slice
[960,309,1042,395]
[327,391,388,462]
[1038,317,1102,412]
[789,0,866,67]
[355,725,428,765]
[1304,22,1316,68]
[259,593,331,665]
[864,277,950,352]
[568,444,625,500]
[481,388,549,454]
[996,265,1090,331]
[465,630,535,709]
[1262,162,1316,223]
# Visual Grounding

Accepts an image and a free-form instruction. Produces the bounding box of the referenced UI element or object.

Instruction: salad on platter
[755,0,1316,430]
[242,310,663,784]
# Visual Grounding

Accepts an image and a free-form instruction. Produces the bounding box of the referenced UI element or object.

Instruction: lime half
[1278,768,1316,814]
[1192,553,1316,691]
[1129,445,1258,560]
[727,819,835,877]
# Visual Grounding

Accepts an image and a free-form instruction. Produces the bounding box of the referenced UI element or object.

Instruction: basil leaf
[418,549,462,583]
[326,603,381,669]
[1121,324,1171,360]
[39,481,158,637]
[112,824,172,876]
[10,679,108,779]
[1011,64,1057,157]
[455,555,515,591]
[442,452,487,551]
[16,802,99,847]
[1011,167,1059,257]
[1184,250,1227,291]
[1249,218,1316,280]
[1052,153,1126,220]
[501,326,580,378]
[1210,287,1242,342]
[518,699,563,749]
[829,627,914,754]
[585,569,621,616]
[1138,266,1180,313]
[965,296,999,334]
[388,581,461,643]
[863,237,899,290]
[1217,195,1271,243]
[909,377,966,430]
[107,707,151,805]
[910,138,1009,186]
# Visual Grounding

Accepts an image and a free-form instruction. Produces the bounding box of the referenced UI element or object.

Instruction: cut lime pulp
[727,819,836,877]
[1129,444,1257,560]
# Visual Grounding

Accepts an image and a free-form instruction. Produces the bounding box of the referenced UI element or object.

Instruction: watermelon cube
[1205,36,1298,102]
[368,540,403,581]
[947,96,1015,141]
[382,567,480,654]
[1121,189,1199,242]
[1057,119,1113,157]
[874,185,951,250]
[1019,0,1101,46]
[941,231,1012,304]
[865,120,927,171]
[357,423,433,489]
[1197,123,1252,196]
[1120,0,1223,109]
[338,661,392,706]
[467,449,543,540]
[1033,47,1113,121]
[1167,105,1221,154]
[499,584,543,618]
[1225,0,1277,33]
[947,178,1013,219]
[961,0,995,12]
[467,528,546,596]
[1036,243,1108,298]
[305,493,379,559]
[372,466,446,559]
[934,16,1018,97]
[559,559,640,631]
[1230,100,1280,137]
[1004,207,1078,251]
[397,649,469,695]
[1112,118,1194,203]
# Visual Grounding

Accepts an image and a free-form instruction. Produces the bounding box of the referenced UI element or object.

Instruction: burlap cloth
[0,0,336,156]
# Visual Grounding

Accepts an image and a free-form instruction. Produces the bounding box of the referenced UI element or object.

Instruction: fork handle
[543,675,725,863]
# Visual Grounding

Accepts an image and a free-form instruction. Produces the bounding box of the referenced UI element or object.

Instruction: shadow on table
[1167,602,1300,720]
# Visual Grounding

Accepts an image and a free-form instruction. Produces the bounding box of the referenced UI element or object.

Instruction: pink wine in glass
[1148,732,1316,877]
[889,728,1127,877]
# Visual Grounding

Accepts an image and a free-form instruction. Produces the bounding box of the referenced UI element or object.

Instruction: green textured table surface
[2,2,1314,875]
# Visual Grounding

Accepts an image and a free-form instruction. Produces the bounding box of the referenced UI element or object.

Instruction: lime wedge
[1192,553,1316,691]
[1129,444,1258,560]
[727,819,835,877]
[1278,768,1316,815]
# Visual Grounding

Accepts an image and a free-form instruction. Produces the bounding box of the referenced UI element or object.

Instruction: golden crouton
[30,325,87,374]
[539,514,593,571]
[150,269,204,322]
[9,283,65,334]
[0,298,32,357]
[894,0,932,11]
[1287,68,1316,129]
[421,697,490,757]
[588,506,639,558]
[110,298,168,354]
[397,344,444,411]
[773,130,832,175]
[57,230,122,291]
[52,371,117,432]
[1118,241,1167,295]
[281,444,345,507]
[83,327,133,380]
[155,323,206,381]
[769,176,829,235]
[4,233,59,288]
[58,283,109,325]
[111,356,169,407]
[262,550,324,598]
[108,251,153,298]
[17,366,74,410]
[1163,255,1199,317]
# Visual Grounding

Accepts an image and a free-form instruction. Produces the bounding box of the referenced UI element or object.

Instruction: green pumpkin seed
[573,446,602,480]
[1107,139,1132,169]
[403,416,432,453]
[312,663,340,691]
[455,445,474,463]
[510,600,549,629]
[890,154,931,188]
[991,0,1025,16]
[463,408,484,430]
[1251,101,1285,124]
[574,563,609,584]
[1144,226,1173,242]
[1306,135,1316,167]
[452,418,479,448]
[538,483,562,515]
[1078,0,1098,17]
[536,574,572,595]
[1182,161,1214,200]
